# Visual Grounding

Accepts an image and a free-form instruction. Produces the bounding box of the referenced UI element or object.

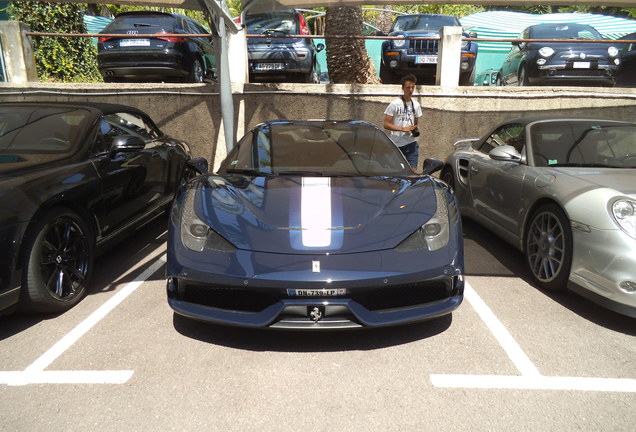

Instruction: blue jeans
[399,141,419,170]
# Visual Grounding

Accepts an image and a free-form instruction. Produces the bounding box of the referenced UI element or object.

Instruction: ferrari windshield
[223,122,412,176]
[531,121,636,168]
[391,15,460,32]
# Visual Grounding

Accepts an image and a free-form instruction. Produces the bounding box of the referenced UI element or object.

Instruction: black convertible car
[0,102,196,315]
[167,120,464,329]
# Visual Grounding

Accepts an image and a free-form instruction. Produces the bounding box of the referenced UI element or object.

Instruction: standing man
[383,74,423,170]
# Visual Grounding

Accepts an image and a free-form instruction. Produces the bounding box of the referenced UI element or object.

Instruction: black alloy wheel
[524,203,572,292]
[21,208,94,313]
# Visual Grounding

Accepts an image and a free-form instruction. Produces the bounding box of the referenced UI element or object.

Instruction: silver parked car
[442,117,636,317]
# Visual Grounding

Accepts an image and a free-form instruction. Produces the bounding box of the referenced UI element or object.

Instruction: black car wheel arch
[518,63,529,86]
[524,203,572,292]
[20,207,95,313]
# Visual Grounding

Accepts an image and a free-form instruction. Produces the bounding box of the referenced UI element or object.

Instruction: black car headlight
[393,37,407,48]
[180,186,236,252]
[608,46,619,57]
[396,188,451,252]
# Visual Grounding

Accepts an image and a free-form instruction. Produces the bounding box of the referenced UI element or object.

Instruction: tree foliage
[8,1,101,82]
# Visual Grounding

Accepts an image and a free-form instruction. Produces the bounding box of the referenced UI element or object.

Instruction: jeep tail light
[298,12,310,35]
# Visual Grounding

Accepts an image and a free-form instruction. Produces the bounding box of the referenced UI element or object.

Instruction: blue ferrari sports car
[167,120,464,329]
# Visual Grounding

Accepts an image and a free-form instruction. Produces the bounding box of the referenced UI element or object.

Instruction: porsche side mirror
[422,158,444,175]
[489,145,522,162]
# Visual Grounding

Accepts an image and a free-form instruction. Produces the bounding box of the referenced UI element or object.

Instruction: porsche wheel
[524,204,572,292]
[21,208,94,313]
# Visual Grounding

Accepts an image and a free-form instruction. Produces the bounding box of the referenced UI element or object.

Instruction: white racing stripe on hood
[301,177,331,247]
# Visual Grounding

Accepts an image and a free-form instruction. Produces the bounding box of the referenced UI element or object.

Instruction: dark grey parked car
[616,32,636,87]
[98,11,216,83]
[245,9,324,83]
[499,23,620,87]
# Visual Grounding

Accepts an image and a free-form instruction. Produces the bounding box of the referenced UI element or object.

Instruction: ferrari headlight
[393,38,406,48]
[608,46,619,57]
[396,188,450,252]
[180,186,236,252]
[538,46,554,57]
[611,198,636,239]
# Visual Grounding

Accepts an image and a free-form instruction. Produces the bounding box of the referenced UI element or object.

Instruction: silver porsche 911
[442,116,636,318]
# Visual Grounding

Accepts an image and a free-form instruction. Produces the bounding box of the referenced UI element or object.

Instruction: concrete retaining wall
[2,82,636,170]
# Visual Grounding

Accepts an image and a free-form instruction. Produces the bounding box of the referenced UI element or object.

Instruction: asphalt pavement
[1,216,634,431]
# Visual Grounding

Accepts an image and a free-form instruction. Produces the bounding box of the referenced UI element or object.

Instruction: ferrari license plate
[573,61,591,69]
[254,62,285,71]
[415,55,437,64]
[120,39,150,47]
[287,289,347,296]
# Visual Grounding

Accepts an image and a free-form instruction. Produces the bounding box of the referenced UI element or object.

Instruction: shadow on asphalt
[462,217,636,335]
[172,313,453,352]
[0,215,169,341]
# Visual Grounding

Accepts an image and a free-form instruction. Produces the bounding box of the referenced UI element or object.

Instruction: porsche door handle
[470,166,479,174]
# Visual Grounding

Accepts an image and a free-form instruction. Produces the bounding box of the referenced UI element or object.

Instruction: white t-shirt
[384,97,423,147]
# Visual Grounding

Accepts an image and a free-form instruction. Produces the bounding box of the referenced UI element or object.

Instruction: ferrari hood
[553,168,636,195]
[195,175,440,254]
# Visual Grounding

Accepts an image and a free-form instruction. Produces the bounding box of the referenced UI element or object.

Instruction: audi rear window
[105,15,177,32]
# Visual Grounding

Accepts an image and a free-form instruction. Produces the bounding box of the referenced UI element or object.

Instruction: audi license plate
[573,61,591,69]
[287,289,347,296]
[120,39,150,47]
[254,63,285,71]
[415,55,437,64]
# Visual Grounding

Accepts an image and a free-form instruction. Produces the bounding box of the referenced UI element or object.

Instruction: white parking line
[430,282,636,392]
[0,255,166,387]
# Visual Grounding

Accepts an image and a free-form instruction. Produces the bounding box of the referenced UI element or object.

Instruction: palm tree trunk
[325,6,381,84]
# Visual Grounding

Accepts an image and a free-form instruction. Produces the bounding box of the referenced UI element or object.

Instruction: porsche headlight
[393,38,406,48]
[611,198,636,239]
[396,188,450,252]
[538,46,554,57]
[608,46,619,57]
[180,186,236,252]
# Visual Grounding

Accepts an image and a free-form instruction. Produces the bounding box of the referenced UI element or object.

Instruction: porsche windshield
[531,121,636,168]
[0,107,88,154]
[224,122,412,176]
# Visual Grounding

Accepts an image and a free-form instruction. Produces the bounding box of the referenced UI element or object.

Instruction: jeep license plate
[287,289,347,296]
[415,55,437,64]
[254,63,285,71]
